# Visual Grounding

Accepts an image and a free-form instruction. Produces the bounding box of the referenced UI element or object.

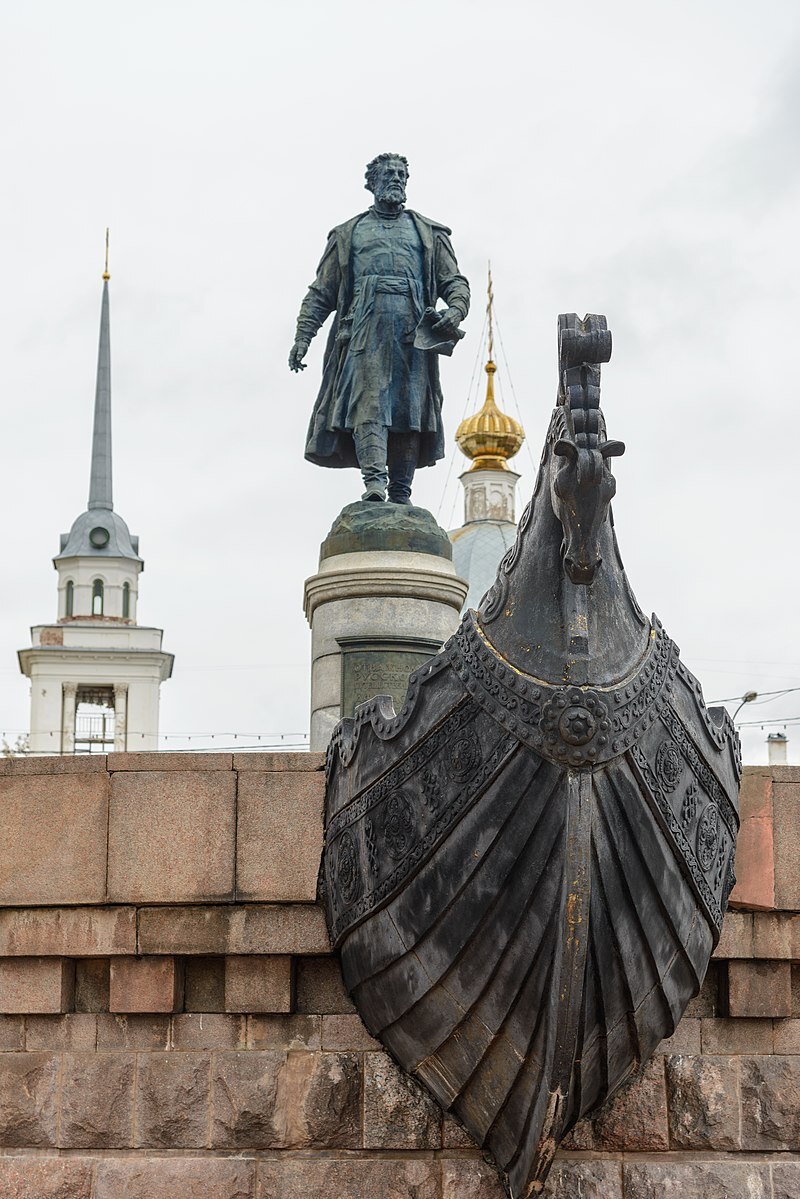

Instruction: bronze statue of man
[289,154,470,504]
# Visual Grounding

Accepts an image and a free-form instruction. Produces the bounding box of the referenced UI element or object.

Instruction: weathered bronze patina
[321,315,741,1197]
[290,153,470,505]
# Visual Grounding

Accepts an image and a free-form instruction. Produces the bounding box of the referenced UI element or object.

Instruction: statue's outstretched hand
[431,307,462,339]
[289,339,309,372]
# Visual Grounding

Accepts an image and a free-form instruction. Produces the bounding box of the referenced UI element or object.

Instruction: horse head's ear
[554,439,578,460]
[601,440,625,458]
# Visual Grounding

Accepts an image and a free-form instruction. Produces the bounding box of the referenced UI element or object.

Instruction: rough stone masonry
[0,753,798,1197]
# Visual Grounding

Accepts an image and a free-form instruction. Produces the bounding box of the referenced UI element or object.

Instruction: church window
[122,582,130,619]
[65,580,74,617]
[92,579,104,616]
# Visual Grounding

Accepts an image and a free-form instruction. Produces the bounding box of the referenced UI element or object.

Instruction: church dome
[455,360,524,471]
[450,518,518,612]
[55,508,141,563]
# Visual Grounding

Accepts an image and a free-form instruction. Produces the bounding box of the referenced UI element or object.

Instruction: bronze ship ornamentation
[320,314,741,1197]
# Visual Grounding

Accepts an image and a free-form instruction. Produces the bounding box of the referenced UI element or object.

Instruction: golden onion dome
[456,359,525,471]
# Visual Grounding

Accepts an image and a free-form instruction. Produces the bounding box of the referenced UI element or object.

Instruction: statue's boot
[387,431,420,505]
[353,423,389,501]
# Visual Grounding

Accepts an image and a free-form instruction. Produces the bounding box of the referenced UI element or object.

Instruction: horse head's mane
[556,314,612,451]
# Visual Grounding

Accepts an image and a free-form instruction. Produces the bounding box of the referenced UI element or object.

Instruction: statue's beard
[374,182,406,208]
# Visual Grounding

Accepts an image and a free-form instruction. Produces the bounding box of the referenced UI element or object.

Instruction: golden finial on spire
[102,228,110,281]
[455,263,525,472]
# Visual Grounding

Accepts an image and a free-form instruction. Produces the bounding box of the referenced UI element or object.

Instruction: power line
[737,715,800,728]
[1,729,309,740]
[12,743,310,756]
[435,306,489,524]
[492,301,538,478]
[709,685,800,705]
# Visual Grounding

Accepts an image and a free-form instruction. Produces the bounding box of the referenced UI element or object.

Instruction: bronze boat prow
[321,315,741,1197]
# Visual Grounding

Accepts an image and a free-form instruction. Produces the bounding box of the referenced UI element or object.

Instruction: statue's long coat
[298,209,470,470]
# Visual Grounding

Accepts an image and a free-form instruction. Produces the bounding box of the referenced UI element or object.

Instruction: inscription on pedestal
[338,637,442,719]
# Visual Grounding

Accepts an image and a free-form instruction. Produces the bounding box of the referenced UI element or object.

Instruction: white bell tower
[18,243,173,754]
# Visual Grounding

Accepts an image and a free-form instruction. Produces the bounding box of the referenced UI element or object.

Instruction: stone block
[247,1014,321,1050]
[0,774,108,905]
[441,1158,508,1197]
[310,651,343,709]
[0,907,136,956]
[309,587,460,662]
[237,770,324,901]
[224,955,293,1013]
[185,956,225,1011]
[771,765,800,782]
[740,1055,800,1149]
[321,1012,381,1051]
[751,911,798,958]
[212,1050,360,1149]
[665,1054,741,1149]
[363,1051,442,1148]
[740,767,774,818]
[256,1158,439,1199]
[234,751,325,771]
[773,780,800,909]
[0,754,107,775]
[108,770,236,903]
[442,1113,476,1147]
[94,1158,254,1199]
[560,1118,596,1150]
[729,813,775,909]
[109,956,183,1013]
[60,1051,136,1148]
[172,1013,246,1050]
[684,965,721,1016]
[701,1016,774,1054]
[0,1157,95,1198]
[728,960,792,1017]
[135,1051,211,1147]
[729,769,774,910]
[774,1163,800,1199]
[96,1014,170,1050]
[107,751,233,771]
[211,1050,284,1147]
[774,1018,800,1052]
[0,957,74,1014]
[713,910,753,959]
[310,708,340,753]
[622,1161,771,1198]
[283,1050,361,1148]
[137,903,331,955]
[25,1014,97,1050]
[592,1055,668,1150]
[296,955,355,1013]
[537,1160,624,1198]
[0,1052,59,1146]
[0,1015,24,1050]
[656,1017,701,1054]
[75,959,110,1012]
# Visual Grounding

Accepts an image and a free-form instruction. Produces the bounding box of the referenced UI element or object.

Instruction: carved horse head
[550,435,625,584]
[548,314,624,586]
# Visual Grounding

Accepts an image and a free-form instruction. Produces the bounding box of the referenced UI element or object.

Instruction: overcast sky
[2,1,799,763]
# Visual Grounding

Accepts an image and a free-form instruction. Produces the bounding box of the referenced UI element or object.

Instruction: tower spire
[455,263,525,472]
[487,260,494,363]
[89,230,113,511]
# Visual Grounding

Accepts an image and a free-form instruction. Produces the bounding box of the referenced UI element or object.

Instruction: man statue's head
[365,153,409,208]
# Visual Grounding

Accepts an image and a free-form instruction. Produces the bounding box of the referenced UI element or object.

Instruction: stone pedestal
[304,503,468,752]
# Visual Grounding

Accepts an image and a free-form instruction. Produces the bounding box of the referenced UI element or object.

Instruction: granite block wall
[0,755,797,1198]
